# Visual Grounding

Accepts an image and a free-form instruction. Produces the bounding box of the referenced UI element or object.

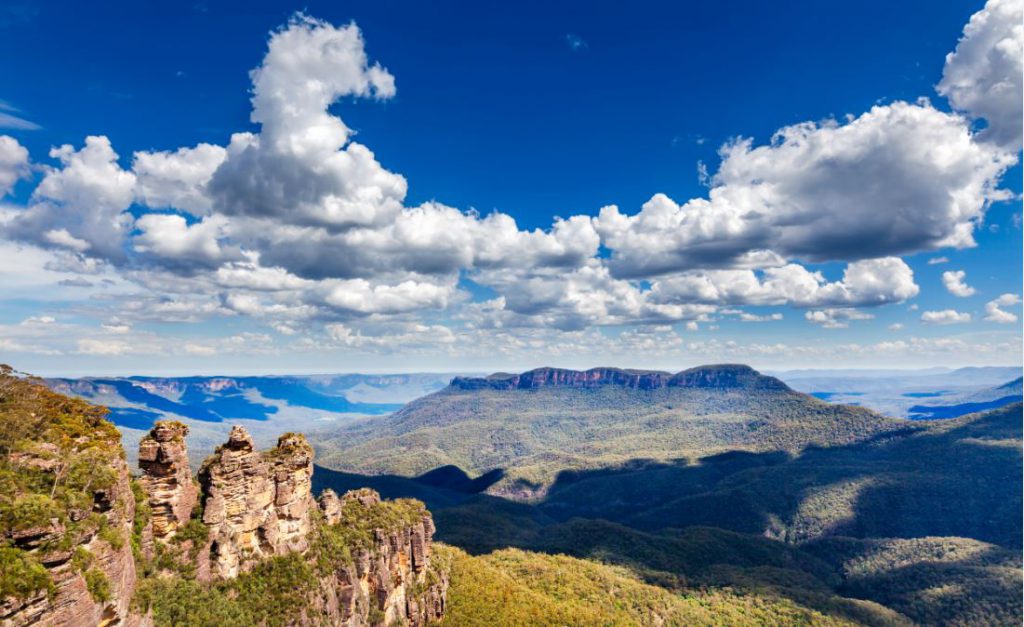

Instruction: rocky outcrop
[4,370,447,627]
[314,489,447,626]
[197,427,315,579]
[450,364,790,392]
[1,455,142,627]
[137,420,197,540]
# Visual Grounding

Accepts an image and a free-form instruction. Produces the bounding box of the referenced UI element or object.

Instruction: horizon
[26,362,1023,380]
[0,0,1021,375]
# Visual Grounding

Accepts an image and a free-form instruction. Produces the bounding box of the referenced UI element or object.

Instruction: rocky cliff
[137,421,197,541]
[141,423,447,625]
[0,368,142,626]
[197,426,315,579]
[450,364,790,391]
[1,369,447,626]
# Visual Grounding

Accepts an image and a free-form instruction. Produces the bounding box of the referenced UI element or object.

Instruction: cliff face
[2,369,447,627]
[198,426,315,579]
[137,421,196,540]
[450,364,790,392]
[312,489,446,625]
[157,424,445,626]
[0,369,142,626]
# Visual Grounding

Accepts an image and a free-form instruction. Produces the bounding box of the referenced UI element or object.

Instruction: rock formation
[313,489,447,625]
[450,364,790,391]
[197,426,315,579]
[137,420,197,540]
[3,386,447,627]
[1,448,141,627]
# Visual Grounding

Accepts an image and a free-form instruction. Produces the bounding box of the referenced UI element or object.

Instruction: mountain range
[308,364,1022,625]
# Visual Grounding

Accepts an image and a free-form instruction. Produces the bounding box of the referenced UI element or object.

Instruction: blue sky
[0,0,1020,375]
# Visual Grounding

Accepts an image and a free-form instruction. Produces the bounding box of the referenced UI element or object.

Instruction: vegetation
[437,544,862,626]
[315,372,912,497]
[315,400,1023,626]
[134,491,438,627]
[0,545,53,600]
[0,365,125,601]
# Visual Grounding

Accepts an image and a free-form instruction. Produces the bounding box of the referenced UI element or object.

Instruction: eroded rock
[138,420,197,540]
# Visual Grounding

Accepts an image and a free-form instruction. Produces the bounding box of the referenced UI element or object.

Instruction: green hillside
[437,545,873,626]
[315,365,911,497]
[313,400,1023,626]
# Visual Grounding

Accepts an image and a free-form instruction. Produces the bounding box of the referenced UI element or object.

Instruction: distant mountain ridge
[451,364,790,392]
[315,363,908,499]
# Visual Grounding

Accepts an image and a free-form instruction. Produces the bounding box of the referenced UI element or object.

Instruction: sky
[0,0,1021,376]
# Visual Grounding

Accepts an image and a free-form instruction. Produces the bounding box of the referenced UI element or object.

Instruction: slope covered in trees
[316,365,911,498]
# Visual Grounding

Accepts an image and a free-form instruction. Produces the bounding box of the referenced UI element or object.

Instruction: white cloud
[320,277,458,316]
[207,16,405,231]
[133,143,227,214]
[77,338,132,355]
[596,101,1016,278]
[9,136,136,260]
[938,0,1024,150]
[941,269,976,297]
[0,135,29,197]
[984,292,1021,322]
[927,256,949,265]
[805,308,874,329]
[651,257,918,308]
[133,213,240,270]
[921,309,972,324]
[888,323,904,331]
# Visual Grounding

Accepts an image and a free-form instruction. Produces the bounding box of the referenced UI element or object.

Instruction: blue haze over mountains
[43,365,1021,468]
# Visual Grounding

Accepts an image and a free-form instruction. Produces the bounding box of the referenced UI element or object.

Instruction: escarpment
[0,369,141,626]
[142,423,447,626]
[449,364,791,391]
[2,369,447,627]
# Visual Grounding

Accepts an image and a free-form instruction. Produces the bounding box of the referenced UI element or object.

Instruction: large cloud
[596,101,1016,278]
[206,15,406,230]
[9,136,135,261]
[938,0,1023,151]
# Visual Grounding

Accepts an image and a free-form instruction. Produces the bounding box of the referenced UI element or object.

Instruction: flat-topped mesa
[450,364,791,392]
[138,420,198,539]
[198,426,315,579]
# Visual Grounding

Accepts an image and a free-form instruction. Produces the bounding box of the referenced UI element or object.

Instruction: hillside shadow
[311,403,1022,625]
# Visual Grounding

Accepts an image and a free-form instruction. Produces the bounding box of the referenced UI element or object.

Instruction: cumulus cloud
[921,309,972,324]
[805,308,874,329]
[651,257,918,308]
[984,292,1021,322]
[596,101,1016,278]
[133,213,241,270]
[0,135,29,196]
[942,270,977,297]
[207,15,406,230]
[0,6,1019,359]
[133,143,226,214]
[938,0,1024,150]
[9,136,135,260]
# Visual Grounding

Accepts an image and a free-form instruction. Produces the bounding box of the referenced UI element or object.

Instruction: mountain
[315,364,913,498]
[907,377,1022,420]
[312,401,1023,626]
[779,368,1022,418]
[45,373,454,469]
